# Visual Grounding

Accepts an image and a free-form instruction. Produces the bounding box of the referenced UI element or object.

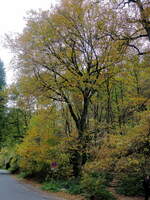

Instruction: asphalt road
[0,170,64,200]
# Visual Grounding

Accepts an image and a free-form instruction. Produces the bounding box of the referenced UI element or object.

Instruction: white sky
[0,0,57,85]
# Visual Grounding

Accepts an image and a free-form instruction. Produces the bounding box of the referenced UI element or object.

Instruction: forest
[0,0,150,199]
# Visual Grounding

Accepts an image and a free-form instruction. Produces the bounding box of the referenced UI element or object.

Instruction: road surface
[0,170,64,200]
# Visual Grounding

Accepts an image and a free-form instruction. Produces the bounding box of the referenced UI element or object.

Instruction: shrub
[65,179,82,194]
[42,172,116,199]
[18,171,32,179]
[42,180,61,192]
[116,174,144,196]
[81,173,116,200]
[16,109,73,181]
[88,171,113,186]
[42,178,82,194]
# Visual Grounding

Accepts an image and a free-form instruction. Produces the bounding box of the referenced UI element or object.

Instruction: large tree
[7,0,123,176]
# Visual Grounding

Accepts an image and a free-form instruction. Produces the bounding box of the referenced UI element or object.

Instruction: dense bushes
[81,172,116,200]
[42,178,82,194]
[15,109,73,181]
[42,172,116,200]
[116,174,144,196]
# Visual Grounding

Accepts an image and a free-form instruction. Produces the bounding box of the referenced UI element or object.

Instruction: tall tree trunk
[68,94,90,177]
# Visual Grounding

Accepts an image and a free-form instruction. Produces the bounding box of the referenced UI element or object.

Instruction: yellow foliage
[91,112,150,174]
[17,108,61,171]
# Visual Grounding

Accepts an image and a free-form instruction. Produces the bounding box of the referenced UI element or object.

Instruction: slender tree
[0,59,5,89]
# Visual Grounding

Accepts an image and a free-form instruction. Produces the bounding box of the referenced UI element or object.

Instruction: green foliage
[64,179,82,195]
[116,174,144,196]
[85,189,116,200]
[18,171,32,179]
[42,176,116,199]
[1,108,27,146]
[42,181,61,192]
[81,172,116,200]
[42,179,82,194]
